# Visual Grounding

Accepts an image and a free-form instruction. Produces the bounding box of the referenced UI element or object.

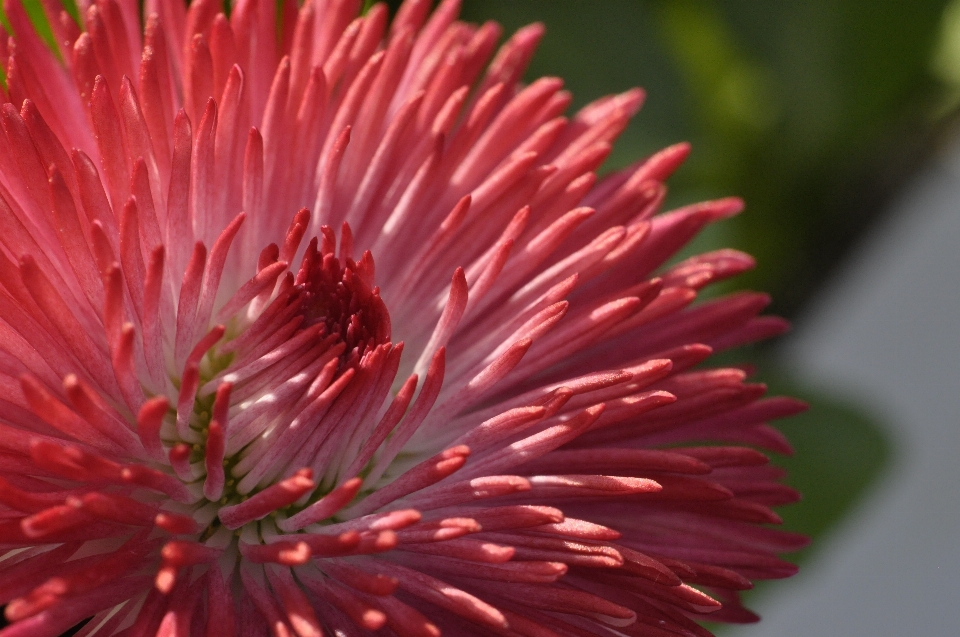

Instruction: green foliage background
[451,0,952,599]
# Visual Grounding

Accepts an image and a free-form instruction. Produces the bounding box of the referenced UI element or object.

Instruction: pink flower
[0,0,806,635]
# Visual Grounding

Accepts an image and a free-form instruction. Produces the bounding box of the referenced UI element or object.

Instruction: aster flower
[0,0,806,635]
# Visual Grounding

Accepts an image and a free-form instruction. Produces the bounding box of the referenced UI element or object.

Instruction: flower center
[294,235,391,366]
[175,226,396,540]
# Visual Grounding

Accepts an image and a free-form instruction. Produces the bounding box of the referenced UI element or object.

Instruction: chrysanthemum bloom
[0,0,807,635]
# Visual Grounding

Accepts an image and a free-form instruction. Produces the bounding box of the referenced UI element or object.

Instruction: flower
[0,0,807,635]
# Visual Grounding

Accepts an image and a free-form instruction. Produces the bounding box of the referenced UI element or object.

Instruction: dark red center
[293,228,391,366]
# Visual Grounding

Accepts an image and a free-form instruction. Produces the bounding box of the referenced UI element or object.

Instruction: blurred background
[452,1,960,635]
[6,0,959,633]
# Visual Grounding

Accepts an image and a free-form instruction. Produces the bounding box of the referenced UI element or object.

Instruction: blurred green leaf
[760,368,891,548]
[461,0,950,319]
[699,340,891,563]
[718,362,892,625]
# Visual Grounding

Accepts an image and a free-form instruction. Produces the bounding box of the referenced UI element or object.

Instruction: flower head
[0,0,806,635]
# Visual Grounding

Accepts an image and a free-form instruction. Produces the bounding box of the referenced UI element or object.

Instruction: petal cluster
[0,0,805,635]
